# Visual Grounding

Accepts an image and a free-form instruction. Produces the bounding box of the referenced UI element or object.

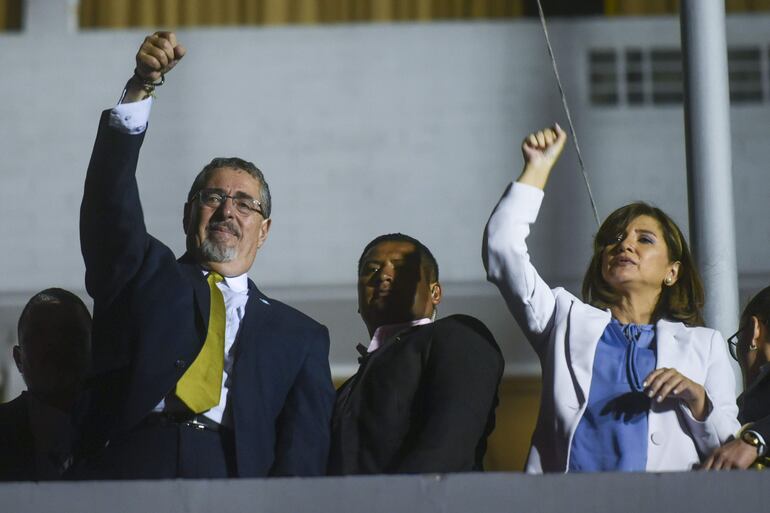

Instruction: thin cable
[535,0,602,228]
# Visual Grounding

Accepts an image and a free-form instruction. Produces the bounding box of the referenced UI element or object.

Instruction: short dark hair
[743,286,770,324]
[358,233,439,282]
[582,202,705,326]
[187,157,272,218]
[17,288,92,345]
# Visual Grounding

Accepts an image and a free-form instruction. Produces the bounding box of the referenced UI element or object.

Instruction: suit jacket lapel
[567,301,611,406]
[177,253,210,336]
[231,280,271,377]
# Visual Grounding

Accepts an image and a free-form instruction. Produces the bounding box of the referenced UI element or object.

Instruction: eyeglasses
[727,327,743,361]
[196,189,264,217]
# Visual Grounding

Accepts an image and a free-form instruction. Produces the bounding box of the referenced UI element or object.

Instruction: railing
[0,471,767,513]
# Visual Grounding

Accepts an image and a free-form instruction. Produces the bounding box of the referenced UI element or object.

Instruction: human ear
[12,345,22,375]
[751,315,765,351]
[665,261,681,286]
[256,218,272,249]
[430,282,442,306]
[182,202,191,234]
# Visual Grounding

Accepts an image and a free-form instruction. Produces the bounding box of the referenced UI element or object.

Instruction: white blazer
[483,182,739,473]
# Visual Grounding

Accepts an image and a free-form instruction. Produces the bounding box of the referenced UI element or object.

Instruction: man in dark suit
[328,233,504,474]
[75,32,335,479]
[0,288,92,481]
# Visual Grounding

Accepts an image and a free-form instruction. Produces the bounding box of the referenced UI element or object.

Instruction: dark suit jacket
[78,111,335,477]
[738,369,770,442]
[0,393,36,481]
[328,314,504,474]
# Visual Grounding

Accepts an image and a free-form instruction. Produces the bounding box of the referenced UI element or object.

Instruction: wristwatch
[741,429,767,457]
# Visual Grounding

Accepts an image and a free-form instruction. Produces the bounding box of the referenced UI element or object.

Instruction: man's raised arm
[80,33,185,305]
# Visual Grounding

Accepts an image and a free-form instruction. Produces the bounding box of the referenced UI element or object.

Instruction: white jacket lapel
[567,301,611,405]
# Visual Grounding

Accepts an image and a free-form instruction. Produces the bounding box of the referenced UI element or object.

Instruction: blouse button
[650,431,665,446]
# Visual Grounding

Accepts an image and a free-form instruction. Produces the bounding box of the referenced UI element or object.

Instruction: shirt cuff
[108,97,153,135]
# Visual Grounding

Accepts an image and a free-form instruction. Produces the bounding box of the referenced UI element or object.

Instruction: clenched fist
[135,31,186,82]
[123,32,186,103]
[516,124,567,190]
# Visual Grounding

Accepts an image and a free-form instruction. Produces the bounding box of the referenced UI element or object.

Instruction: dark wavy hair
[743,286,770,324]
[582,202,704,326]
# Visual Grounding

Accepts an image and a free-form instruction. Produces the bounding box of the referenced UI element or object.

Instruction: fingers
[702,440,757,471]
[656,374,686,403]
[644,367,682,402]
[554,122,567,143]
[523,128,559,150]
[135,31,184,80]
[174,44,187,61]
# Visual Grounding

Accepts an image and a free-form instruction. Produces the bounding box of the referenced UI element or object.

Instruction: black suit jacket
[0,393,36,481]
[78,111,335,477]
[328,314,504,474]
[738,369,770,442]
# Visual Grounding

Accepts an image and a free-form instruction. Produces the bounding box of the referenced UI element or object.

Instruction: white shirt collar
[201,269,249,293]
[368,318,432,353]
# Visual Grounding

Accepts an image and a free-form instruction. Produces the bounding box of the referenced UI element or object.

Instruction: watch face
[742,432,759,445]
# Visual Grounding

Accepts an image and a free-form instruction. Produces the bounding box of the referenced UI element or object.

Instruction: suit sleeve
[270,324,336,476]
[80,110,150,307]
[679,329,741,455]
[394,316,504,473]
[747,415,770,443]
[482,182,557,354]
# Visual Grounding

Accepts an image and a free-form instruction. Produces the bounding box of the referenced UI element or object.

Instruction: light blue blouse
[568,319,657,472]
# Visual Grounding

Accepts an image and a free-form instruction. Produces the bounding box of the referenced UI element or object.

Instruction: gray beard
[200,239,237,262]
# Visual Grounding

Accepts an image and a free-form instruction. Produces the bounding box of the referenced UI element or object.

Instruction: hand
[123,32,186,103]
[522,124,567,172]
[702,438,758,470]
[135,31,186,82]
[516,124,567,190]
[644,367,708,420]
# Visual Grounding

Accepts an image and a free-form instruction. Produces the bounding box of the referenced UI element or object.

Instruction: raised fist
[135,31,186,83]
[521,124,567,172]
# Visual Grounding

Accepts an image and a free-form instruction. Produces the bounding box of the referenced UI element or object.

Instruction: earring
[665,277,673,286]
[750,342,758,351]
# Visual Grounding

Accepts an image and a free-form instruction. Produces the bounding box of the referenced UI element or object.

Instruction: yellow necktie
[176,271,226,413]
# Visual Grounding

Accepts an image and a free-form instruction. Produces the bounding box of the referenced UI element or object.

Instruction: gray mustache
[207,220,241,238]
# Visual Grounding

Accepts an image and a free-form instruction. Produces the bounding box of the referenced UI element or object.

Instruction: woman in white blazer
[483,125,739,473]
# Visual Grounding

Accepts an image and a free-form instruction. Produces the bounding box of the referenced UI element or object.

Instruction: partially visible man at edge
[328,233,504,474]
[74,32,335,479]
[0,288,91,481]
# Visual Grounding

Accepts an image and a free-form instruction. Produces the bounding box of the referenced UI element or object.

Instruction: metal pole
[680,2,740,341]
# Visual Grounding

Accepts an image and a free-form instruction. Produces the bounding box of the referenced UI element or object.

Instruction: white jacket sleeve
[482,182,557,353]
[679,329,741,455]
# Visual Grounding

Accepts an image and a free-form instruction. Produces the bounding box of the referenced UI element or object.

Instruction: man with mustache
[327,234,504,474]
[75,32,335,478]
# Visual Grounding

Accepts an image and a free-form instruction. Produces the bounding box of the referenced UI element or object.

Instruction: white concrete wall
[1,3,769,398]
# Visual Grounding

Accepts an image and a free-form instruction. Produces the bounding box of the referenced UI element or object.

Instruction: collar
[743,362,770,399]
[201,269,249,293]
[368,318,432,353]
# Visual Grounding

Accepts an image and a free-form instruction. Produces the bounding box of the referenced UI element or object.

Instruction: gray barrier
[1,471,768,513]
